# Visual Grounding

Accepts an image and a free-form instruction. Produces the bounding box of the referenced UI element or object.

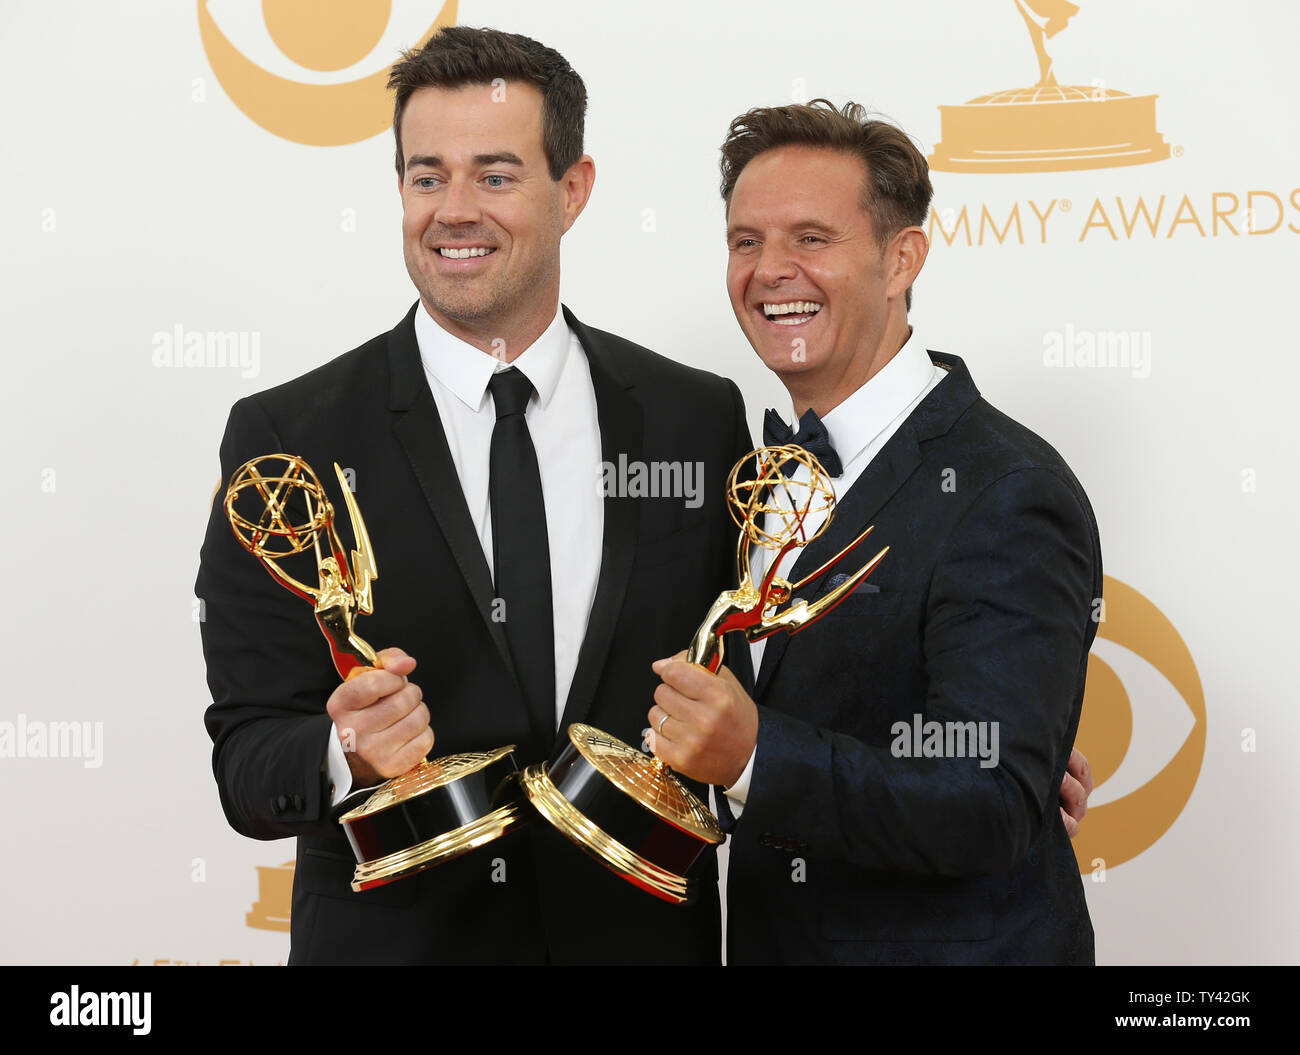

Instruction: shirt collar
[817,329,938,466]
[414,302,570,412]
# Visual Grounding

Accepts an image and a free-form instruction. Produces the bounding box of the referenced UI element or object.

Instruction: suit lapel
[557,307,643,734]
[752,434,921,700]
[385,305,517,679]
[752,352,979,700]
[724,451,760,695]
[724,629,756,694]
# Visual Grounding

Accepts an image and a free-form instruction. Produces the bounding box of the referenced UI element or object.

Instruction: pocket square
[826,573,880,594]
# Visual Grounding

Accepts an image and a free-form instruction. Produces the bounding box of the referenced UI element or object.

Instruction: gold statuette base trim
[349,799,530,892]
[520,763,692,904]
[340,745,519,821]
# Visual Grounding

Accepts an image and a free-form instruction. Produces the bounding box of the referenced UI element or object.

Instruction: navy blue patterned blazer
[718,351,1100,965]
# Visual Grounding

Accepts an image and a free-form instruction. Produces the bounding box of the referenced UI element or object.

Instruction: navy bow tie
[762,407,843,477]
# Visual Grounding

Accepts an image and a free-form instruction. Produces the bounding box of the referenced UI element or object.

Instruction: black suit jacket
[197,304,749,964]
[718,352,1100,964]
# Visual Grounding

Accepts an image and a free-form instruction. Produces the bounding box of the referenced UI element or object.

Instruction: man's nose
[435,177,480,226]
[754,241,797,285]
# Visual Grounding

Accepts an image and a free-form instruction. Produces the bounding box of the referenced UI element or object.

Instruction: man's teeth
[438,247,495,258]
[763,301,822,324]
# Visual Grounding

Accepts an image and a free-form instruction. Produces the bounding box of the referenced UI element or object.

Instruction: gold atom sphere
[726,445,836,552]
[225,453,335,559]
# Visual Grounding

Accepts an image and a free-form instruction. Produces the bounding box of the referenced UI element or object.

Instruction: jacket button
[291,794,304,811]
[272,794,289,815]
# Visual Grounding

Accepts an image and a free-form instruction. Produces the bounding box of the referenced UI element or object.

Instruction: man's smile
[760,300,823,327]
[437,246,496,258]
[429,243,500,272]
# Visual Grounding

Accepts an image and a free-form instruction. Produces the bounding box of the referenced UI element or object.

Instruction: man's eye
[484,174,509,188]
[732,238,759,250]
[800,235,824,244]
[414,176,439,189]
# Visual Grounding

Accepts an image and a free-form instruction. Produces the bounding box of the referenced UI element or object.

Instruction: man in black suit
[197,27,746,964]
[649,100,1099,963]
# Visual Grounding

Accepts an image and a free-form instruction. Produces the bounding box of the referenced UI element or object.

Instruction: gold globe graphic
[225,453,335,560]
[727,445,837,553]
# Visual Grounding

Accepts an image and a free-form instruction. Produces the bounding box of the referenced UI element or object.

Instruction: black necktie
[488,368,554,737]
[762,407,844,477]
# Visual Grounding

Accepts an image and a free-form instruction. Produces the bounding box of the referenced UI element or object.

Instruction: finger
[651,650,689,675]
[1060,772,1087,822]
[344,647,416,681]
[340,682,424,741]
[655,658,719,700]
[382,697,433,748]
[378,723,436,778]
[1068,746,1094,796]
[362,698,434,777]
[652,681,701,726]
[328,667,411,716]
[368,684,427,735]
[375,647,417,675]
[1061,806,1079,839]
[343,648,414,682]
[648,727,682,770]
[647,705,677,744]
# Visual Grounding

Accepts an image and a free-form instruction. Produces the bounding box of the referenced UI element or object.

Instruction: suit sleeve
[739,466,1099,875]
[195,397,343,841]
[725,377,753,464]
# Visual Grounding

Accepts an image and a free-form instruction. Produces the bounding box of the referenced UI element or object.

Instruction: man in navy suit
[648,100,1099,964]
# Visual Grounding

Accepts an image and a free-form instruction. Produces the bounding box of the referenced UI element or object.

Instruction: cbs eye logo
[198,0,457,146]
[1073,576,1206,872]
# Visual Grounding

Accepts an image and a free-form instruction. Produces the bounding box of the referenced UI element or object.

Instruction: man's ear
[887,226,929,301]
[559,155,596,233]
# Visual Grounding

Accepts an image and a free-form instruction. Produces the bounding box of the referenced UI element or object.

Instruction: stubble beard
[406,209,564,331]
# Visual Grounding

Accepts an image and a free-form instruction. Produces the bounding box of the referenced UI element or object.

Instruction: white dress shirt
[328,303,604,805]
[725,330,948,815]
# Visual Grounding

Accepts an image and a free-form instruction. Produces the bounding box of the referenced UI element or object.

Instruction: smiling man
[197,27,745,964]
[648,100,1101,964]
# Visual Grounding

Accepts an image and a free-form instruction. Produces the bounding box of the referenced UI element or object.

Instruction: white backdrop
[1,0,1296,965]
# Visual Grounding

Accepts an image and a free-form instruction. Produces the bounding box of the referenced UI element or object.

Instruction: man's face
[726,145,895,392]
[399,83,567,337]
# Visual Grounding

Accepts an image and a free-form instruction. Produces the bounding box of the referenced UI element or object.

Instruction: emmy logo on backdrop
[225,454,530,891]
[929,0,1170,173]
[520,445,889,902]
[246,861,294,931]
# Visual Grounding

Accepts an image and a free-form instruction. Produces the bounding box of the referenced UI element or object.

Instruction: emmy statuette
[520,445,889,903]
[224,453,530,891]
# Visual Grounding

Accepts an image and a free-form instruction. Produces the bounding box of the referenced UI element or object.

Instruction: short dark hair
[388,26,587,180]
[719,100,933,308]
